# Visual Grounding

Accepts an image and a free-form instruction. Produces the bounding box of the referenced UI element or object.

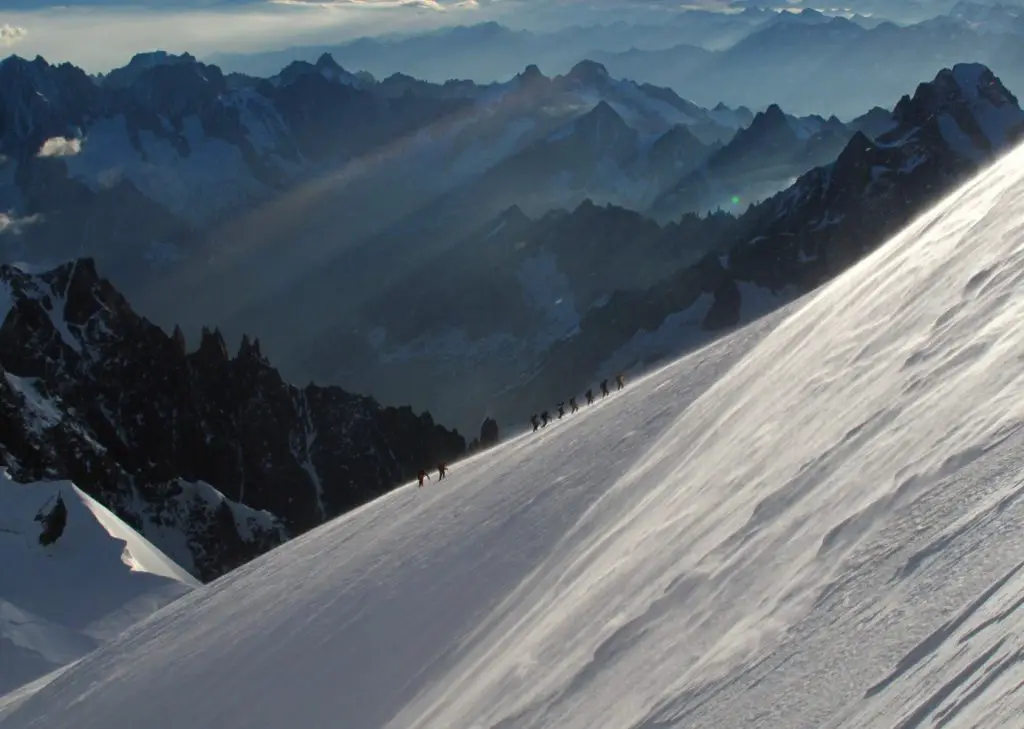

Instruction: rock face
[0,258,466,581]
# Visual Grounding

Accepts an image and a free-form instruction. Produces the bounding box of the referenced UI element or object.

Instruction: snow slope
[7,143,1024,727]
[0,474,197,699]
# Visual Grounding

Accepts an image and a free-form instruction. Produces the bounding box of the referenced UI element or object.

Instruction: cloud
[0,212,42,236]
[0,23,28,46]
[270,0,476,10]
[37,136,82,158]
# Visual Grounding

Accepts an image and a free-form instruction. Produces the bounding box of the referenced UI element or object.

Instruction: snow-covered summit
[7,137,1024,728]
[0,471,195,698]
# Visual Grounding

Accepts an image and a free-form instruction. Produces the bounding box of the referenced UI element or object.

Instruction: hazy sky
[1,3,460,71]
[0,0,741,72]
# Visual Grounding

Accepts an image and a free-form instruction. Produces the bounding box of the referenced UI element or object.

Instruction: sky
[0,0,745,72]
[0,3,464,72]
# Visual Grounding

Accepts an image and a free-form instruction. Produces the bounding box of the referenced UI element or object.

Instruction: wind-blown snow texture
[8,142,1024,727]
[0,473,195,698]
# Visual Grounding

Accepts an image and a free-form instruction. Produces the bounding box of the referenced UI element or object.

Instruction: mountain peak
[274,54,359,88]
[564,60,610,86]
[743,103,794,139]
[890,63,1024,154]
[573,100,631,141]
[512,63,549,93]
[520,64,545,81]
[772,7,830,25]
[102,51,200,89]
[314,52,342,70]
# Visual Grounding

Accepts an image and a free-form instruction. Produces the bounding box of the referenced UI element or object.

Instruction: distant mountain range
[0,46,1020,439]
[235,63,1024,435]
[208,10,1024,118]
[592,10,1024,117]
[205,13,780,79]
[0,50,763,432]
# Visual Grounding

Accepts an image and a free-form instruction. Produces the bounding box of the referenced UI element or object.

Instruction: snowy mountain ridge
[7,135,1024,727]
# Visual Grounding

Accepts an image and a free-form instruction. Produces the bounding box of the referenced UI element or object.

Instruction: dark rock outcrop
[0,258,466,581]
[479,417,500,448]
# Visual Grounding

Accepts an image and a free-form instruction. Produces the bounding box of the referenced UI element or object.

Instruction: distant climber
[557,402,565,419]
[530,414,540,432]
[541,410,550,427]
[585,388,594,406]
[417,469,430,487]
[569,397,579,414]
[437,462,448,480]
[600,379,609,398]
[37,492,68,546]
[616,373,625,390]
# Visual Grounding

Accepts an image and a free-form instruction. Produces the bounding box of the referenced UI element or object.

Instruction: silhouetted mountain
[0,258,465,581]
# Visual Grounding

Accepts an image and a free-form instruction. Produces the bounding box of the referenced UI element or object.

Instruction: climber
[600,379,609,397]
[616,372,625,390]
[541,410,550,427]
[417,469,430,487]
[530,414,540,432]
[437,462,448,479]
[570,397,579,414]
[557,402,565,419]
[585,388,594,405]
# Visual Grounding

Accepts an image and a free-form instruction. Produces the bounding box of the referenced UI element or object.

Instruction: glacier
[6,141,1024,727]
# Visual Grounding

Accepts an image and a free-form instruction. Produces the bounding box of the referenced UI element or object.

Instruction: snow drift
[6,142,1024,727]
[0,473,197,699]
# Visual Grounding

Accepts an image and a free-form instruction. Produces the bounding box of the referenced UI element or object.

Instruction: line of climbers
[414,371,627,488]
[530,372,625,432]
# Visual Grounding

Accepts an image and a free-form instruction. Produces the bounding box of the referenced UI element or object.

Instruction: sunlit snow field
[6,142,1024,729]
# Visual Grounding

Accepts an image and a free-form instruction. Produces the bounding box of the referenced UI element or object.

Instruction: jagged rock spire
[172,324,187,356]
[196,326,228,362]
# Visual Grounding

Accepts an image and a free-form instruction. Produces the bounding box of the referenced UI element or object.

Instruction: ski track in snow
[8,143,1024,728]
